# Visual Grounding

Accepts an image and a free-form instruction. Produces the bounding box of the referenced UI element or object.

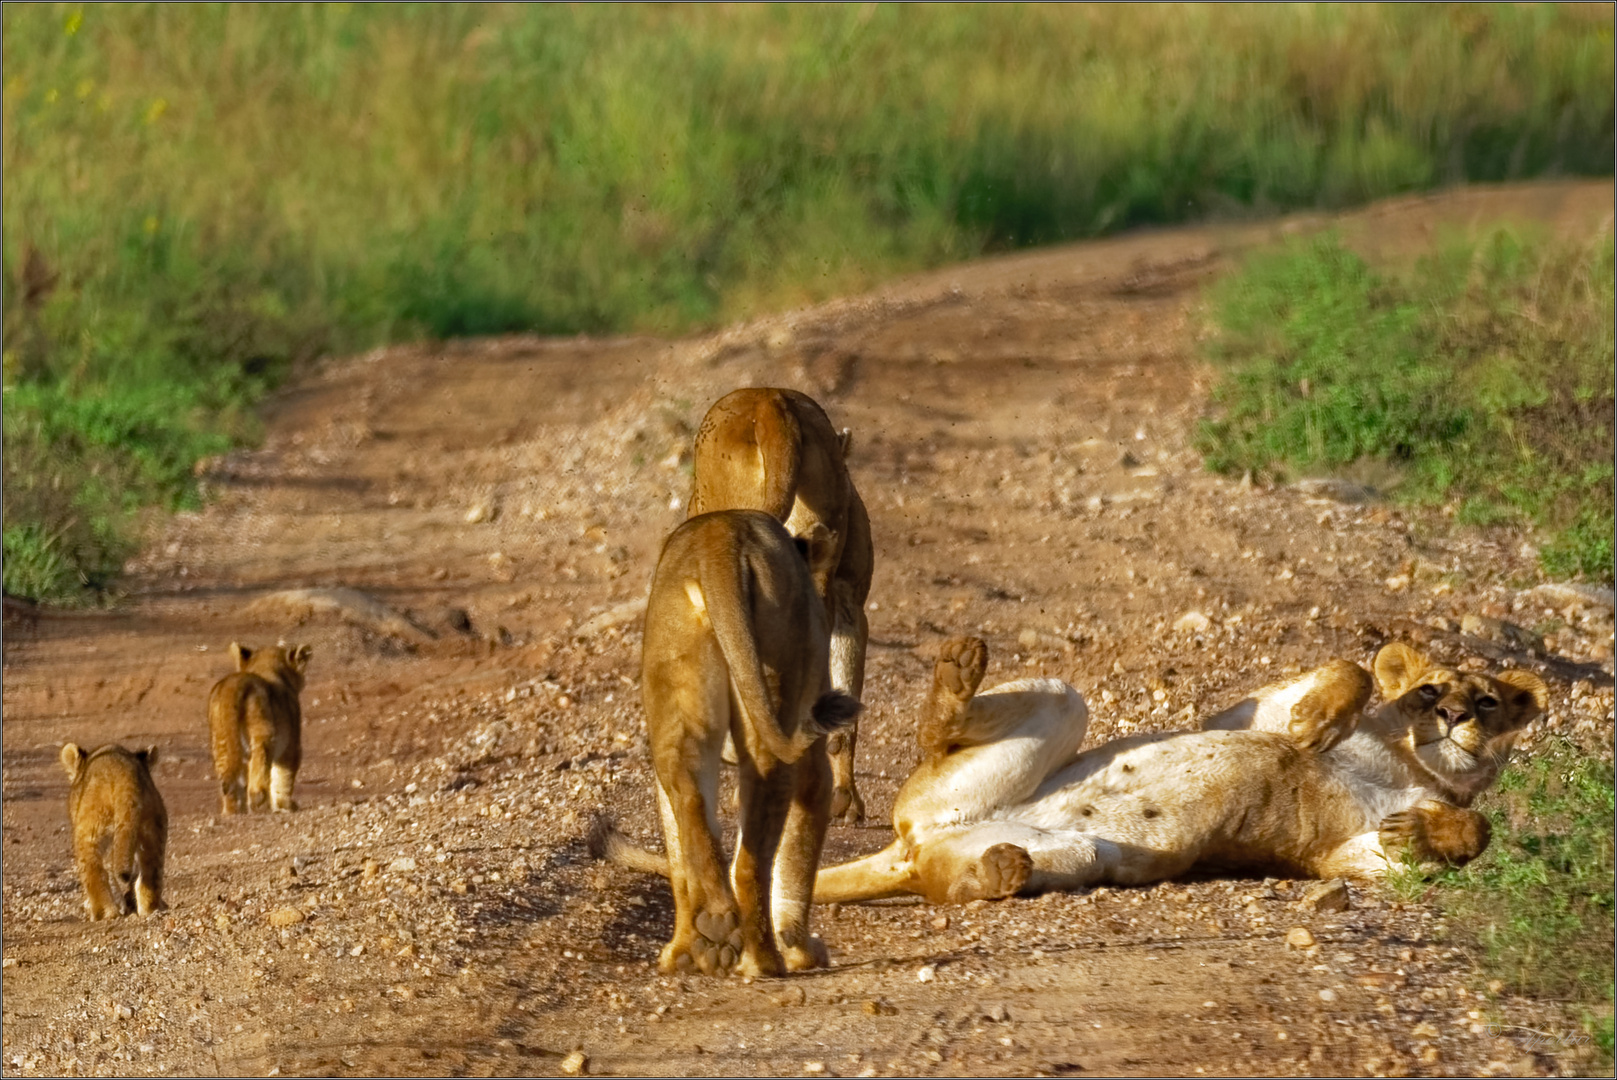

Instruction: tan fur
[641,509,859,976]
[207,642,311,814]
[60,743,168,920]
[812,640,1545,905]
[689,388,874,824]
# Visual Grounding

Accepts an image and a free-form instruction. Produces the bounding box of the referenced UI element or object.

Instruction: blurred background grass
[3,3,1613,600]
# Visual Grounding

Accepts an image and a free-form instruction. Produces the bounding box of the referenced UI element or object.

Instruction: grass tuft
[1198,227,1615,581]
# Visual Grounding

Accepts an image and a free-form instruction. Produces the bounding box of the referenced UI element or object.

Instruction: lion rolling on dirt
[637,509,860,977]
[60,743,168,920]
[811,638,1546,904]
[207,642,311,814]
[689,387,875,824]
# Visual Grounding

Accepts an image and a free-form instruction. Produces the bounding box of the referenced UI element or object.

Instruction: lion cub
[642,509,860,977]
[60,743,168,919]
[689,388,874,824]
[207,642,311,813]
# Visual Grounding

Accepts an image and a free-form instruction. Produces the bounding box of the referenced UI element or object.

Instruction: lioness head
[1372,642,1547,786]
[230,641,312,691]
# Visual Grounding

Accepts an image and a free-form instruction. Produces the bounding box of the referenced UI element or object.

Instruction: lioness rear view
[641,509,859,976]
[207,642,311,813]
[60,743,168,920]
[689,388,874,823]
[813,639,1545,904]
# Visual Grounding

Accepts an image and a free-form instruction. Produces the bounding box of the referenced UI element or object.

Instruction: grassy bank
[1197,226,1615,581]
[4,4,1613,599]
[1391,744,1615,1070]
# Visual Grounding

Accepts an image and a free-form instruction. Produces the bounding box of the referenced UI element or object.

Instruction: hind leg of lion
[75,832,121,920]
[730,763,795,978]
[770,744,834,970]
[134,832,166,916]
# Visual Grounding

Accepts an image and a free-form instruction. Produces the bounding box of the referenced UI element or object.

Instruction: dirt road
[3,180,1613,1078]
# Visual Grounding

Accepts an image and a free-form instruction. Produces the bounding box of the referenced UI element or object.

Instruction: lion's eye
[1417,684,1441,703]
[1477,696,1498,712]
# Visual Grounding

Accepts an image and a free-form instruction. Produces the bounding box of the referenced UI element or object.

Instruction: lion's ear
[60,743,86,781]
[1373,642,1429,700]
[136,745,160,769]
[290,644,312,672]
[230,642,251,670]
[1494,669,1549,724]
[838,428,854,460]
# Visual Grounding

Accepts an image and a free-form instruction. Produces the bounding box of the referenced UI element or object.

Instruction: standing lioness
[61,743,168,920]
[207,642,311,813]
[642,509,860,976]
[689,388,874,824]
[813,639,1546,904]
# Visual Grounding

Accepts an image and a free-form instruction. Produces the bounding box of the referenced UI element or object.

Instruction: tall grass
[1198,226,1615,581]
[3,4,1613,599]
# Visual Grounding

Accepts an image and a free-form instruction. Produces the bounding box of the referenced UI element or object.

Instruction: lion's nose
[1436,705,1468,730]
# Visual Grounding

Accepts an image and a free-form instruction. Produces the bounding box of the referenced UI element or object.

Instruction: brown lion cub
[641,509,860,977]
[207,642,311,813]
[60,743,168,920]
[689,388,875,824]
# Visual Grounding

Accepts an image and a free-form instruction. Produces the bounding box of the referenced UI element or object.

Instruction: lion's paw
[781,935,829,972]
[935,636,988,702]
[978,842,1032,899]
[829,783,865,826]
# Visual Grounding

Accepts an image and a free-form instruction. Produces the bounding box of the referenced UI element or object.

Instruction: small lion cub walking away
[207,642,311,813]
[60,743,168,920]
[642,509,860,977]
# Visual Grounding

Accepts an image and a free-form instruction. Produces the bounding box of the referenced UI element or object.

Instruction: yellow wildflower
[144,98,167,124]
[64,9,82,36]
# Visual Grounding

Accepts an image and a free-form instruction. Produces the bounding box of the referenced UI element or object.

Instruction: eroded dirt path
[3,180,1613,1078]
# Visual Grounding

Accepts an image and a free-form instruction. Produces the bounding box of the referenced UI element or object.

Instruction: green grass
[1389,744,1615,1070]
[3,3,1613,599]
[1197,226,1615,581]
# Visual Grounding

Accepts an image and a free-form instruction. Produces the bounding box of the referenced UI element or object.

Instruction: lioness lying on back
[812,639,1546,904]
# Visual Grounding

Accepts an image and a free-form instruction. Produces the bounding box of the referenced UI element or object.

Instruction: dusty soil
[3,179,1613,1079]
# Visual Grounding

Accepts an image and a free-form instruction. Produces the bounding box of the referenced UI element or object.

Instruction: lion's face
[1373,643,1547,782]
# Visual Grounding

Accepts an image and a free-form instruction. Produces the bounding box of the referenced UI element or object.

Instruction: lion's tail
[751,391,804,521]
[587,815,670,878]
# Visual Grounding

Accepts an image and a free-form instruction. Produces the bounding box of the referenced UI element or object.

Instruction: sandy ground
[3,179,1613,1078]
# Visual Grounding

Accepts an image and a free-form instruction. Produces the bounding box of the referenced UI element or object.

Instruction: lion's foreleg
[826,584,868,824]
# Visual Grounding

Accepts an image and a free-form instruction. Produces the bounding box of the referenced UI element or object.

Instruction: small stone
[268,908,305,928]
[1486,979,1505,995]
[916,965,936,983]
[985,1004,1009,1023]
[465,499,498,524]
[1299,879,1349,913]
[1285,927,1316,949]
[774,986,806,1007]
[862,999,898,1017]
[803,1063,826,1075]
[1018,628,1040,650]
[361,859,380,881]
[1356,972,1406,991]
[1318,988,1337,1003]
[1419,1046,1441,1065]
[560,1050,588,1076]
[0,958,14,969]
[1174,611,1212,634]
[1385,575,1411,593]
[1411,1021,1440,1039]
[931,915,950,931]
[388,857,417,873]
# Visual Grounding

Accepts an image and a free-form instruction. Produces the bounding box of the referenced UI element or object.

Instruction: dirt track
[3,180,1614,1078]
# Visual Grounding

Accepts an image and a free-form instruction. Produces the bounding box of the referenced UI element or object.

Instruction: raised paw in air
[935,636,988,702]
